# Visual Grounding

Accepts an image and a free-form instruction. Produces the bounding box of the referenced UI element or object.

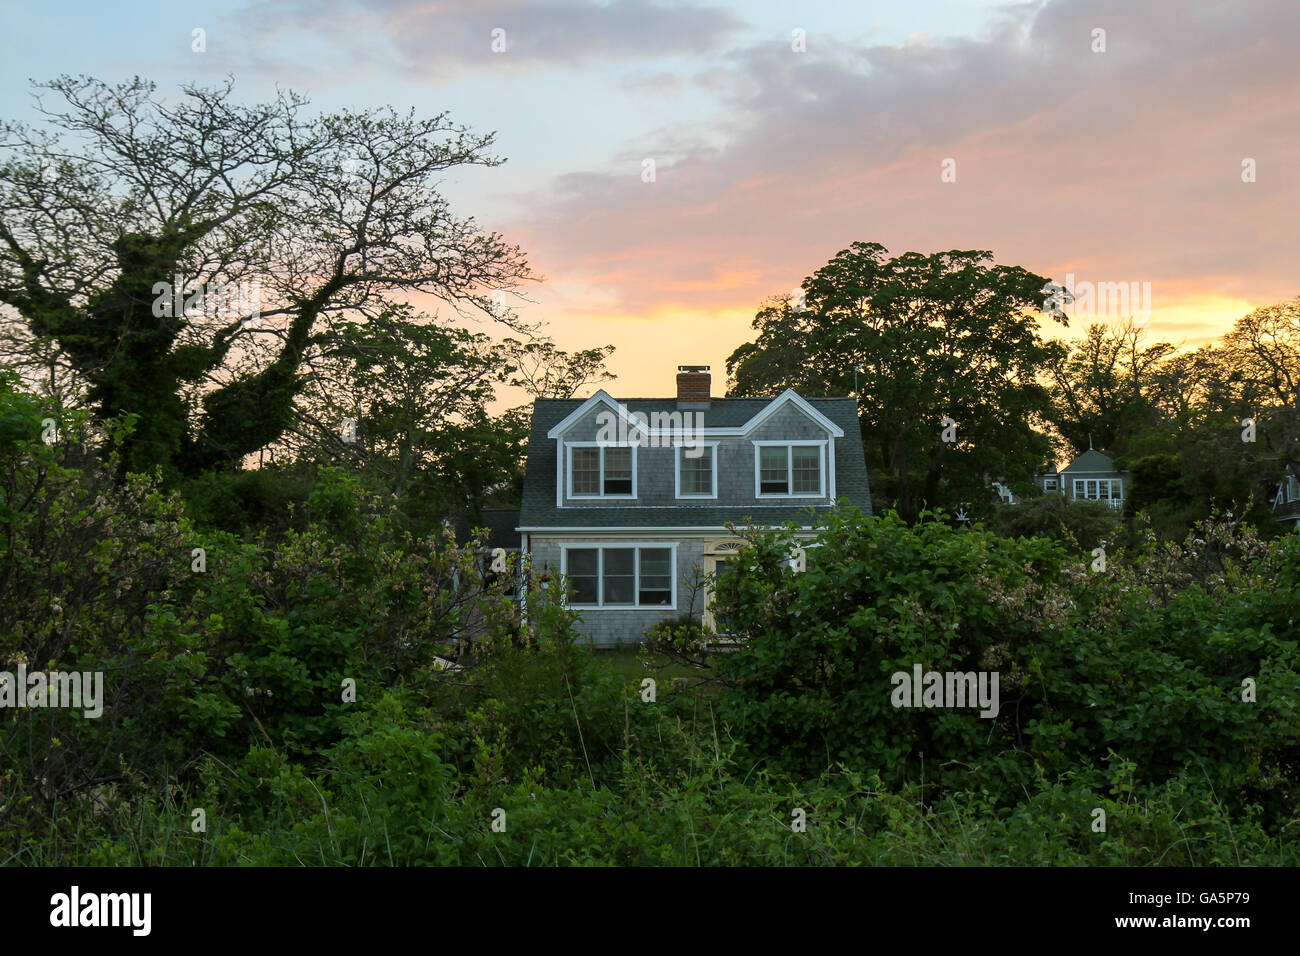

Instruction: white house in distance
[1272,472,1300,528]
[993,444,1127,510]
[1038,446,1127,509]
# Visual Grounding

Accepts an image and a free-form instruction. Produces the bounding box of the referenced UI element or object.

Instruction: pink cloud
[507,0,1300,332]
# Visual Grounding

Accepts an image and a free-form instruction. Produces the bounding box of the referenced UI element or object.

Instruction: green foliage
[710,507,1299,830]
[179,464,316,536]
[2,374,1295,866]
[644,614,712,659]
[986,493,1119,552]
[0,410,552,847]
[713,509,1067,786]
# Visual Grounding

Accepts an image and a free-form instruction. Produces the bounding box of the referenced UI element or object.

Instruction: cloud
[234,0,750,75]
[505,0,1300,327]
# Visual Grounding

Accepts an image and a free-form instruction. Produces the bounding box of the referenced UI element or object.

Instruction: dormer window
[568,444,636,498]
[754,442,826,497]
[676,444,718,498]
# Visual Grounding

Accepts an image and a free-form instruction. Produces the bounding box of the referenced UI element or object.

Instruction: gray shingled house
[1034,446,1127,509]
[516,366,872,646]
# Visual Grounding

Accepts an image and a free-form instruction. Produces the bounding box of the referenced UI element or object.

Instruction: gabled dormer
[544,368,845,509]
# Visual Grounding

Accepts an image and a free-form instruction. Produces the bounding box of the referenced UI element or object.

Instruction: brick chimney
[676,365,711,409]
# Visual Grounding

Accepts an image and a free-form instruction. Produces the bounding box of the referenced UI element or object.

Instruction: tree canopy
[727,242,1065,520]
[0,75,532,478]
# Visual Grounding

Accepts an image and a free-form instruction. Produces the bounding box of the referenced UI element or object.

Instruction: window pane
[638,548,673,605]
[759,446,788,494]
[639,548,671,581]
[792,446,820,494]
[603,447,633,495]
[603,548,635,603]
[572,448,600,495]
[680,450,712,495]
[566,549,599,603]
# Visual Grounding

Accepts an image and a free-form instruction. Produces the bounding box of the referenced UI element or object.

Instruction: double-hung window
[569,444,635,498]
[755,443,824,497]
[561,546,674,607]
[676,445,717,498]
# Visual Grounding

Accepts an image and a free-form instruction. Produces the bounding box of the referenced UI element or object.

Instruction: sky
[2,0,1296,398]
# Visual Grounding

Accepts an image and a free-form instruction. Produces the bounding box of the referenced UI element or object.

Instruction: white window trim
[566,442,638,500]
[559,543,677,609]
[753,440,828,499]
[1072,478,1123,502]
[675,442,719,499]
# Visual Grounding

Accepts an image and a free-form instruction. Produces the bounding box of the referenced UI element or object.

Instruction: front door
[701,554,735,633]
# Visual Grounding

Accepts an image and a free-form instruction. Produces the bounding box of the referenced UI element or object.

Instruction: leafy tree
[1221,297,1300,492]
[986,494,1119,552]
[727,242,1064,520]
[501,338,616,399]
[291,303,518,509]
[1043,319,1174,457]
[0,75,531,479]
[282,304,615,527]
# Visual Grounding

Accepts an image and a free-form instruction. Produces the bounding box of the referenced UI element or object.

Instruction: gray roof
[452,509,522,550]
[519,396,872,529]
[1061,448,1121,473]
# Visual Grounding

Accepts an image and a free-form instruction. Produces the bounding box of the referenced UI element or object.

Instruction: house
[1272,472,1300,527]
[1027,445,1127,509]
[992,446,1127,509]
[515,366,872,645]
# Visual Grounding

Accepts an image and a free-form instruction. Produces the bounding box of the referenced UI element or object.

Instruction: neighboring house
[1272,473,1300,527]
[515,366,872,646]
[991,478,1024,505]
[1023,446,1127,509]
[992,448,1127,510]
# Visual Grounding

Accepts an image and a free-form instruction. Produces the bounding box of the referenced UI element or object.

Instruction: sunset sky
[3,0,1296,398]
